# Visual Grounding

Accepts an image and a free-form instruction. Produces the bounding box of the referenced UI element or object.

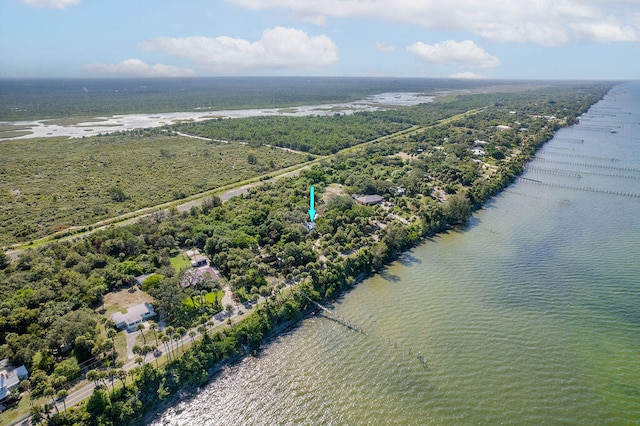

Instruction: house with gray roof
[355,194,384,205]
[111,302,155,331]
[0,360,28,401]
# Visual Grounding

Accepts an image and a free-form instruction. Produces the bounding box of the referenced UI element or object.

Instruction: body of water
[151,83,640,425]
[0,92,432,141]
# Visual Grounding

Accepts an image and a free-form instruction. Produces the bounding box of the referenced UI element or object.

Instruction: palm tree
[172,332,181,356]
[165,326,175,350]
[200,290,208,309]
[43,387,58,414]
[116,369,127,387]
[132,344,142,360]
[188,330,197,348]
[107,328,117,358]
[161,333,172,359]
[177,327,187,354]
[136,323,146,345]
[87,369,99,386]
[30,405,44,425]
[57,389,69,412]
[107,368,116,391]
[148,320,159,347]
[148,344,159,367]
[19,379,31,406]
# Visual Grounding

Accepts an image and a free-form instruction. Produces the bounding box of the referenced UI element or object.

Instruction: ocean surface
[150,82,640,425]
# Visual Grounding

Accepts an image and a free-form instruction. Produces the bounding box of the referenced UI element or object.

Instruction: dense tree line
[1,77,510,121]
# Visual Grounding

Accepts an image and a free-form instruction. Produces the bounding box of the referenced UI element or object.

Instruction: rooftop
[355,194,384,205]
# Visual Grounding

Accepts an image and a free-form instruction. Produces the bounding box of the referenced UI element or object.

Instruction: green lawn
[183,290,224,308]
[169,251,191,272]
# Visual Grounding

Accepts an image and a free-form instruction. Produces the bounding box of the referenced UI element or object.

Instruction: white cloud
[407,40,500,69]
[138,27,338,73]
[571,22,638,43]
[20,0,80,8]
[375,42,396,52]
[79,59,196,77]
[226,0,640,45]
[450,72,484,79]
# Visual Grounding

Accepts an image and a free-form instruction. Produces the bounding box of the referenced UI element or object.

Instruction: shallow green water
[151,83,640,425]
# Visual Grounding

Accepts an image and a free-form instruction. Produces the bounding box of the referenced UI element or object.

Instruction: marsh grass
[0,124,33,139]
[0,133,306,246]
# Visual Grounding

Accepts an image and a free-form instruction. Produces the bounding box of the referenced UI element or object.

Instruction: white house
[186,249,208,267]
[111,302,155,331]
[190,254,208,268]
[0,360,28,401]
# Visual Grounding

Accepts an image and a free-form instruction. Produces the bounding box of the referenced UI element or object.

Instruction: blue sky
[1,0,639,79]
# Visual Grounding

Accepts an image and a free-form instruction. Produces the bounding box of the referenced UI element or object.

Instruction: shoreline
[1,83,613,426]
[140,88,614,423]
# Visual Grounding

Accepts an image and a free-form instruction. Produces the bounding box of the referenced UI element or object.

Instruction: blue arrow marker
[308,186,316,221]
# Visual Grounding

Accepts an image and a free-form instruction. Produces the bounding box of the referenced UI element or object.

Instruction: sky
[0,0,639,80]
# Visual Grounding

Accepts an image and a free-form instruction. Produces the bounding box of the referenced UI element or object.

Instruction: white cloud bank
[227,0,640,45]
[138,27,338,73]
[407,40,500,69]
[450,72,484,79]
[20,0,80,9]
[79,59,196,77]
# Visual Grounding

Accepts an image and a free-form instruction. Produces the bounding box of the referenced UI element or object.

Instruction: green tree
[54,357,81,382]
[43,386,58,414]
[442,192,472,225]
[86,388,109,417]
[0,250,10,269]
[56,389,69,412]
[107,186,128,202]
[107,328,118,358]
[136,323,146,344]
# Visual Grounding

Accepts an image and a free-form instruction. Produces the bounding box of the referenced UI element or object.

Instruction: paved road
[5,160,314,261]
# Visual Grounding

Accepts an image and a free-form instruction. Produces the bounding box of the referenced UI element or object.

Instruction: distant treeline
[0,77,582,121]
[172,82,612,155]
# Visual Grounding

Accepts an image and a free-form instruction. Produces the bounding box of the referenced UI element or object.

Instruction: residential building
[111,302,155,331]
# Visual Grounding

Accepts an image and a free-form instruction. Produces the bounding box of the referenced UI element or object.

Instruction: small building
[355,195,384,205]
[111,302,155,331]
[186,249,208,267]
[135,273,153,286]
[0,360,28,401]
[190,254,208,268]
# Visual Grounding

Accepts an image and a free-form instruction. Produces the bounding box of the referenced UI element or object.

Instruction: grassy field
[169,251,192,272]
[0,132,308,247]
